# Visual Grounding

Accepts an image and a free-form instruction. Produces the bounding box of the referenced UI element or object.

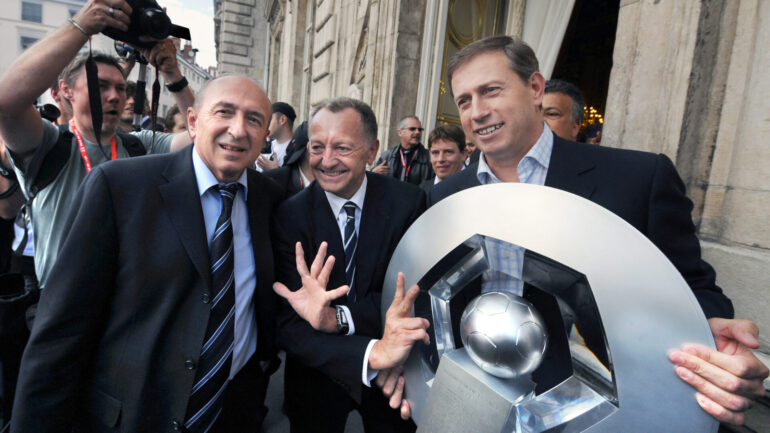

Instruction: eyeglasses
[402,127,424,132]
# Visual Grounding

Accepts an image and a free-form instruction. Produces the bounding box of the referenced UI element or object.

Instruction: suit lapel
[158,146,212,290]
[356,173,387,297]
[544,137,597,199]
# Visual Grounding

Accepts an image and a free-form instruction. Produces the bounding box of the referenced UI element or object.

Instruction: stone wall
[215,0,270,82]
[265,0,425,151]
[604,0,770,352]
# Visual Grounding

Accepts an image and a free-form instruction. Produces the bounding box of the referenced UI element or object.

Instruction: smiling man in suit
[414,35,767,427]
[12,74,283,432]
[273,97,429,433]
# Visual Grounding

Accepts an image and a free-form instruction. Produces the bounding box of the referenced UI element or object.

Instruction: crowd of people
[0,1,767,432]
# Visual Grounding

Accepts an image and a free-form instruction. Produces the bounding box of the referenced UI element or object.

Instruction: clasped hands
[273,241,430,367]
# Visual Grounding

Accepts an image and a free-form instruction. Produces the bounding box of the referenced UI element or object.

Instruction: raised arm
[0,0,132,156]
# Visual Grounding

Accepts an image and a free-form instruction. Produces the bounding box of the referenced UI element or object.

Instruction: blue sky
[159,0,217,69]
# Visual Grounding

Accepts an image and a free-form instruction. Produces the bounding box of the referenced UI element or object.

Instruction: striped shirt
[476,123,554,294]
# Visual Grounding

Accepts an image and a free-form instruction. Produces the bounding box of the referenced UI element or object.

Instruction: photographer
[0,0,194,291]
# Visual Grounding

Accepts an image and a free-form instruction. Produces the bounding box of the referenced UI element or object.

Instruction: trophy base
[417,349,534,433]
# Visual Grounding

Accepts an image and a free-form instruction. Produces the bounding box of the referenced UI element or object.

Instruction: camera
[101,0,191,48]
[36,103,61,123]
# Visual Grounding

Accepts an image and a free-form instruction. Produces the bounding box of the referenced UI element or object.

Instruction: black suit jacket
[274,173,425,404]
[428,135,732,319]
[12,146,283,432]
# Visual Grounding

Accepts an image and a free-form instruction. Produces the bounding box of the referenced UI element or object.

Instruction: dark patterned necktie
[185,183,238,433]
[343,201,358,303]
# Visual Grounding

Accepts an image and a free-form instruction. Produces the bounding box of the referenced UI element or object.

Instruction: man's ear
[367,139,380,165]
[60,81,74,102]
[186,107,198,139]
[530,71,546,107]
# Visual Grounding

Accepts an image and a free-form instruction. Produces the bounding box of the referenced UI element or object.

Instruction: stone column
[215,0,269,81]
[604,0,770,351]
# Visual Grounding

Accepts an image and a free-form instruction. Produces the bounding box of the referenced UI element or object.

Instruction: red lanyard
[399,147,419,179]
[69,119,117,173]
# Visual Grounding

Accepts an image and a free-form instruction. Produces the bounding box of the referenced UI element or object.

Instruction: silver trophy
[381,184,718,433]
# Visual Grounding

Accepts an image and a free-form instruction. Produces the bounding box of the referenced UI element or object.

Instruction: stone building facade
[215,0,770,361]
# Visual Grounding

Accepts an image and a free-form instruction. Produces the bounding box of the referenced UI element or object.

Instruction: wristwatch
[165,77,188,93]
[335,305,349,335]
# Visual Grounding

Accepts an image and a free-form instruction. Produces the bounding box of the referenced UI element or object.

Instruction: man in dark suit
[272,97,429,433]
[404,35,767,426]
[11,75,282,432]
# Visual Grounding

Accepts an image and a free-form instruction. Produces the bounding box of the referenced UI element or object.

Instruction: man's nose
[470,97,490,122]
[228,115,247,139]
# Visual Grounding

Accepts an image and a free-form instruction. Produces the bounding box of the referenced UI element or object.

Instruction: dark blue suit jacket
[13,146,283,432]
[274,172,425,405]
[427,135,732,319]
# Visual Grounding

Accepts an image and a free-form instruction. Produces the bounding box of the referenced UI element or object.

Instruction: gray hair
[311,97,378,144]
[397,115,420,130]
[545,79,585,124]
[60,52,124,87]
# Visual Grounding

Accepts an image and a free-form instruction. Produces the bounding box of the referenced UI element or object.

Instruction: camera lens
[139,8,171,40]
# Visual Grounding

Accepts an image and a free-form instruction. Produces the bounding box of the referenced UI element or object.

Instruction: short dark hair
[545,79,585,124]
[428,124,466,152]
[272,101,296,129]
[311,97,377,144]
[60,52,124,87]
[446,36,539,94]
[164,105,182,130]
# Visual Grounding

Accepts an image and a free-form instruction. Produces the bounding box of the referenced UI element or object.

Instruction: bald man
[12,75,284,432]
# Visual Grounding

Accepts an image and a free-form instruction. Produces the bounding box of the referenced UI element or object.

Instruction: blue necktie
[343,202,358,303]
[185,183,238,433]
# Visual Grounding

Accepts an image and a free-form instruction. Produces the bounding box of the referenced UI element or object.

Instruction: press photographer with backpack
[0,0,195,292]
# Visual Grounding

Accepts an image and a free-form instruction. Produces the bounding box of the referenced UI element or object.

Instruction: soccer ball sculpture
[460,291,548,378]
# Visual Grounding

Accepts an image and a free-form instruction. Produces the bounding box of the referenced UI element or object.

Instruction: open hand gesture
[273,242,349,333]
[368,272,430,370]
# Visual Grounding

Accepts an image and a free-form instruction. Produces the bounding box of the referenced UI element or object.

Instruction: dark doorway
[551,0,620,133]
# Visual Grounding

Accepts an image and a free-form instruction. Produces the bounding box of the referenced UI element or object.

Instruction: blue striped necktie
[185,183,238,433]
[343,201,358,303]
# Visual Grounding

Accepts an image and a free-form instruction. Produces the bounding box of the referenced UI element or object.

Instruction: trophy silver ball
[460,291,548,378]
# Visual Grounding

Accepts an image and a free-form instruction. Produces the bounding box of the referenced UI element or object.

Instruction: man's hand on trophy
[72,0,133,35]
[669,318,769,425]
[368,272,430,371]
[376,366,412,420]
[273,241,349,333]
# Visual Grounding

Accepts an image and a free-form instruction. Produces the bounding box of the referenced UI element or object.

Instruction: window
[20,36,39,51]
[22,1,42,23]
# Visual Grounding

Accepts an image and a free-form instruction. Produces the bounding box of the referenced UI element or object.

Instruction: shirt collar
[476,122,553,184]
[192,145,248,198]
[324,175,367,215]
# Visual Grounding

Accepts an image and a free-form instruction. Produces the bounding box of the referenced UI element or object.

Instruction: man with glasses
[372,115,434,185]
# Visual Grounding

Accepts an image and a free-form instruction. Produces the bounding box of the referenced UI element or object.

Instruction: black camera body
[101,0,191,48]
[36,104,60,123]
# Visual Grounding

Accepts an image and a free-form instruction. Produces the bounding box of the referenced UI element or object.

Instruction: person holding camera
[0,0,194,293]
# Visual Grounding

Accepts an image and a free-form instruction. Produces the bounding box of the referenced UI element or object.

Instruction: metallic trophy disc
[380,183,718,433]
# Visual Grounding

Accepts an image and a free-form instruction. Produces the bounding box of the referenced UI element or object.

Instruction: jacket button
[172,420,182,431]
[185,359,196,370]
[202,293,210,304]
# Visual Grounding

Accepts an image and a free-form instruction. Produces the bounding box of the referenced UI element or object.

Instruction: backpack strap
[116,131,147,157]
[28,124,74,199]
